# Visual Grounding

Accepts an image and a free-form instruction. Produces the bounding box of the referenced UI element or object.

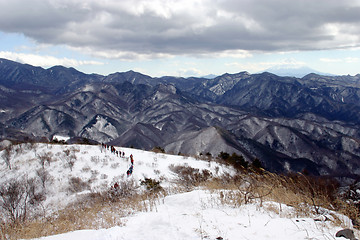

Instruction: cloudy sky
[0,0,360,77]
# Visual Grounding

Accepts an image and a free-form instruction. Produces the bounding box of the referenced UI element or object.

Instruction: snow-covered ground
[0,143,231,213]
[28,189,355,240]
[0,142,357,240]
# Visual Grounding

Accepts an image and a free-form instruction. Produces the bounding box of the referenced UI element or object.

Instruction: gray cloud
[1,0,360,59]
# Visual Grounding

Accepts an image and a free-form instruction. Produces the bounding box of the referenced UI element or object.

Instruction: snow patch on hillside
[52,135,70,142]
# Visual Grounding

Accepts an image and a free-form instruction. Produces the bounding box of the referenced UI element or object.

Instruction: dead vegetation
[1,167,359,240]
[204,170,359,226]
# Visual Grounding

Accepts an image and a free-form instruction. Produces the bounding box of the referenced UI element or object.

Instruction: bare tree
[36,168,50,189]
[2,145,12,170]
[0,177,46,224]
[0,179,28,223]
[63,149,77,171]
[38,152,53,168]
[26,177,46,207]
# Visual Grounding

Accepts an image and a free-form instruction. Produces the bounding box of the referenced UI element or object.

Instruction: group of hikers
[101,143,125,158]
[101,143,135,177]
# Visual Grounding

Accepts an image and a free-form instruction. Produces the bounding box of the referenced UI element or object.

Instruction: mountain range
[1,58,360,177]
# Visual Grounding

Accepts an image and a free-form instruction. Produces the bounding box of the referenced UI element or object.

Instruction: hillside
[0,142,358,239]
[0,142,232,213]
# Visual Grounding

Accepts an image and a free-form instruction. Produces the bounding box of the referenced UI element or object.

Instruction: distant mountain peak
[264,61,332,78]
[201,74,218,79]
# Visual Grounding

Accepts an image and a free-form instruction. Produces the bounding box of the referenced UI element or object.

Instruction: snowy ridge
[26,190,353,240]
[0,143,357,240]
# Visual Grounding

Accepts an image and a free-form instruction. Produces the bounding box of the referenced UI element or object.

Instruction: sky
[0,0,360,78]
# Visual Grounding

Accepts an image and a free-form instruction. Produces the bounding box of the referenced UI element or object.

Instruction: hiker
[130,154,134,164]
[127,164,134,177]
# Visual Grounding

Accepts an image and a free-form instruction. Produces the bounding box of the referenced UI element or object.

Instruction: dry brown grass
[1,188,168,240]
[203,170,360,225]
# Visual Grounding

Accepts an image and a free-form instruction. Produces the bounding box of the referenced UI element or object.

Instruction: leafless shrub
[91,170,99,178]
[63,149,77,171]
[280,173,340,215]
[68,177,90,193]
[69,146,80,153]
[108,179,138,201]
[37,152,54,168]
[102,160,109,167]
[90,156,100,164]
[151,146,165,153]
[66,155,76,171]
[211,173,273,208]
[111,163,120,169]
[100,174,108,180]
[26,178,46,207]
[81,165,91,172]
[2,145,12,170]
[14,144,24,155]
[24,142,36,151]
[208,170,353,220]
[36,168,51,189]
[140,178,162,192]
[169,164,212,189]
[0,179,28,223]
[235,174,273,206]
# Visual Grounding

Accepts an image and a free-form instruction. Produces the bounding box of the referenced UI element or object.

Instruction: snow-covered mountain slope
[0,143,232,213]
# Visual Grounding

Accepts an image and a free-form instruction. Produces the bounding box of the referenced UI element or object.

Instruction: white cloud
[226,58,306,73]
[320,57,359,63]
[320,58,342,63]
[1,0,360,60]
[345,57,359,63]
[177,67,203,77]
[0,51,104,68]
[197,50,253,59]
[68,46,174,61]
